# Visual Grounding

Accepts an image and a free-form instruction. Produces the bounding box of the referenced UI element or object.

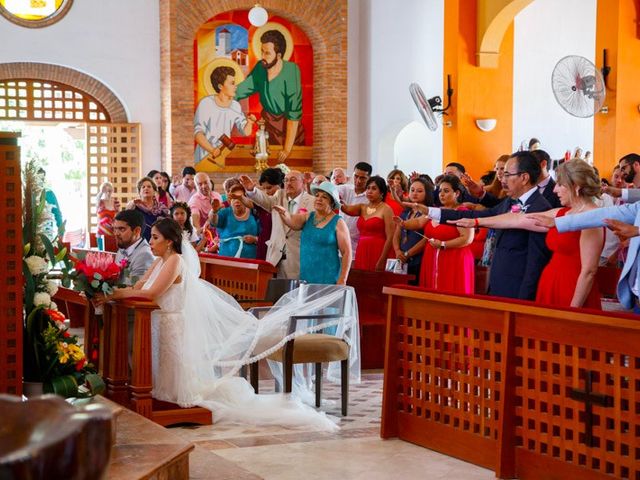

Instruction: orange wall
[443,0,514,180]
[594,0,640,177]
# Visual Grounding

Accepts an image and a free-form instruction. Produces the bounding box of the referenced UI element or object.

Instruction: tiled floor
[171,373,495,480]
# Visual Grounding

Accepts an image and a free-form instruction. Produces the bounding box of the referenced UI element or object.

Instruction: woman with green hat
[274,181,352,285]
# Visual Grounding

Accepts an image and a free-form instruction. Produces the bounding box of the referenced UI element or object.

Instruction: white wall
[348,0,444,178]
[513,0,596,160]
[0,0,161,173]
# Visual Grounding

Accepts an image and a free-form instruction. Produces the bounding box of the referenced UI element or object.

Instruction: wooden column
[443,0,516,180]
[593,0,640,173]
[102,302,130,406]
[0,132,22,396]
[128,300,156,419]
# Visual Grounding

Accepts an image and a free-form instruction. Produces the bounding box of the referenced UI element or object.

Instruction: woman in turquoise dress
[208,184,259,259]
[274,181,352,285]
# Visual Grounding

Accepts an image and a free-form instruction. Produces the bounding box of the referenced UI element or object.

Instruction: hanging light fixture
[248,3,268,27]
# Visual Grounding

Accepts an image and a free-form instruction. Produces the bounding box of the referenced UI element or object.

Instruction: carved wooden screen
[0,79,109,122]
[0,133,23,395]
[86,123,141,233]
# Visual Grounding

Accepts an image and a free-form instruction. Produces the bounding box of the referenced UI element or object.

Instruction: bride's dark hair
[152,218,183,254]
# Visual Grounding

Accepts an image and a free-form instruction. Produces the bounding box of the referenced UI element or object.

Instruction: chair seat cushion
[267,334,349,363]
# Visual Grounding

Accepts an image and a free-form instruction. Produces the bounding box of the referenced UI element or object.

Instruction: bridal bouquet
[71,251,127,299]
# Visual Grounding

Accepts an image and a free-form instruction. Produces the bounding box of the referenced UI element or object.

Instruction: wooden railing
[381,286,639,479]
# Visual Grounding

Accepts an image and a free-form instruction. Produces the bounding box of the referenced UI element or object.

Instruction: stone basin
[0,394,113,480]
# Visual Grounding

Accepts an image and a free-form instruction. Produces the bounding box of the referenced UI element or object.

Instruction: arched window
[0,79,110,122]
[0,0,73,28]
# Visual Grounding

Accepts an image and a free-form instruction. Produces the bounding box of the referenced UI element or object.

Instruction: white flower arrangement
[33,291,52,307]
[25,255,49,275]
[46,280,59,296]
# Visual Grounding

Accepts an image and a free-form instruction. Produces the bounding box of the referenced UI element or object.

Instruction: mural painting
[194,10,313,172]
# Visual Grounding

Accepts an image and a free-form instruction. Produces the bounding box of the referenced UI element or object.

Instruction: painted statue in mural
[194,13,312,171]
[235,30,304,163]
[194,65,256,165]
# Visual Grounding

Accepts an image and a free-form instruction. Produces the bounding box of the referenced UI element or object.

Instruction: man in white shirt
[337,162,372,257]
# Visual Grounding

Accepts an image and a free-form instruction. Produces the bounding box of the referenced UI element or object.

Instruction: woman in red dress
[399,175,475,293]
[386,169,408,216]
[96,181,121,237]
[341,176,394,271]
[449,160,603,309]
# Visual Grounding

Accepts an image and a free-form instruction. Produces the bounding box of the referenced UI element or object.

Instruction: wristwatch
[440,241,446,250]
[403,250,410,258]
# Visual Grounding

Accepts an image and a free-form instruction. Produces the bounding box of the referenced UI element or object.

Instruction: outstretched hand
[602,185,622,198]
[526,213,554,231]
[273,205,289,218]
[604,218,639,242]
[238,175,255,192]
[211,198,221,213]
[460,173,484,198]
[447,218,476,228]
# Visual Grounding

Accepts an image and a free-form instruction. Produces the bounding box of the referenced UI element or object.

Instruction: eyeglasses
[502,171,525,179]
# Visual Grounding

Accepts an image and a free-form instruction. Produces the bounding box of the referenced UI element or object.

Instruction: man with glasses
[604,154,640,203]
[239,170,315,278]
[421,151,551,300]
[337,162,372,256]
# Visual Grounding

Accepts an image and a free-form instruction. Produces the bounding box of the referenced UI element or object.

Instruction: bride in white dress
[109,218,360,429]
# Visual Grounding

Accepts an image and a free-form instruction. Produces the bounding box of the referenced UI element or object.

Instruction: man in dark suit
[530,149,562,208]
[421,151,551,300]
[470,150,561,209]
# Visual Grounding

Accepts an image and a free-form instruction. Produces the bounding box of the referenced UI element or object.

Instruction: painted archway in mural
[193,10,313,172]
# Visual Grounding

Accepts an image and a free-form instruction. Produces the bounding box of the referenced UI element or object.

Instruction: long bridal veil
[175,239,360,429]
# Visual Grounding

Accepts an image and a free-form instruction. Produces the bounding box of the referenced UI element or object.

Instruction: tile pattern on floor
[171,372,494,480]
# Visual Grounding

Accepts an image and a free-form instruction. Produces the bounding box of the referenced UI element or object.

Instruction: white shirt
[337,184,368,255]
[287,191,304,214]
[537,174,551,195]
[193,96,247,164]
[429,185,538,222]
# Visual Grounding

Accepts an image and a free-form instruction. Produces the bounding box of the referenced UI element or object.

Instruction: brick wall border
[160,0,347,176]
[0,62,127,122]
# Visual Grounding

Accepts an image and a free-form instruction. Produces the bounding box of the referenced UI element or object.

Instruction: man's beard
[261,57,278,70]
[624,170,635,183]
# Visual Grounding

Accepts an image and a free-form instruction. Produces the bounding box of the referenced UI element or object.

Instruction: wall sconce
[475,118,497,132]
[248,4,268,27]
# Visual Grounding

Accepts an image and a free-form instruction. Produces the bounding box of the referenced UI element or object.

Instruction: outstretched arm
[273,205,309,231]
[340,203,363,217]
[448,210,558,231]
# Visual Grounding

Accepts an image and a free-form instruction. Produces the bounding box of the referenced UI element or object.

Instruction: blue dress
[300,213,341,284]
[399,208,425,285]
[217,208,259,259]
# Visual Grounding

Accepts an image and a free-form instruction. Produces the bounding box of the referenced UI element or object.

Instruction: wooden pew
[346,269,413,369]
[198,253,276,303]
[381,286,640,479]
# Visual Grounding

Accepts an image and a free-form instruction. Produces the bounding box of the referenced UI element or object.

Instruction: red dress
[354,216,388,271]
[536,208,601,309]
[419,210,475,294]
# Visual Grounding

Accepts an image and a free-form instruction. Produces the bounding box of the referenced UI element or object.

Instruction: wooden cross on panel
[569,370,614,447]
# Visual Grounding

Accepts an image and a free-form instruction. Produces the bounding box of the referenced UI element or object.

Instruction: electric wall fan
[551,55,605,118]
[410,76,453,131]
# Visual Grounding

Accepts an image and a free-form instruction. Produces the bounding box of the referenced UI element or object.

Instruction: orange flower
[45,309,65,322]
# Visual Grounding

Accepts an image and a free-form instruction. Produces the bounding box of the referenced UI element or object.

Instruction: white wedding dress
[144,240,360,430]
